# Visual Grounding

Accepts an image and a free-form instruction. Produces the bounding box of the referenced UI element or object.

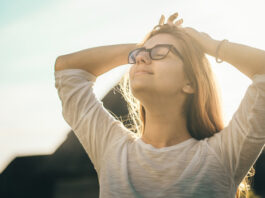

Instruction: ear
[182,83,194,94]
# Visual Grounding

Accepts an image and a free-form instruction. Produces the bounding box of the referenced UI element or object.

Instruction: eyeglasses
[128,44,184,64]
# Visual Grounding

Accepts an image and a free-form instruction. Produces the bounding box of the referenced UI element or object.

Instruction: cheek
[158,63,182,80]
[155,65,185,91]
[161,73,179,88]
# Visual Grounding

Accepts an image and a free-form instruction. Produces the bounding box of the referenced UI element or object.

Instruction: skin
[129,33,195,148]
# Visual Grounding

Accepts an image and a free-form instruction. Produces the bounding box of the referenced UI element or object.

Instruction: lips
[134,69,153,75]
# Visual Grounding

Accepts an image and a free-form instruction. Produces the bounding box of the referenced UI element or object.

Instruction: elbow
[54,56,65,71]
[250,66,265,80]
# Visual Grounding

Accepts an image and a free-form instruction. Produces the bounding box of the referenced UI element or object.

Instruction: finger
[159,15,165,26]
[174,18,183,26]
[167,12,179,23]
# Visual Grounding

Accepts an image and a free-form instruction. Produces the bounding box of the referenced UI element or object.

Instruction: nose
[135,50,152,65]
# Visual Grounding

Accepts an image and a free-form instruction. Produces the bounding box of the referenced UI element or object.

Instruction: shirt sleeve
[54,68,133,172]
[207,73,265,186]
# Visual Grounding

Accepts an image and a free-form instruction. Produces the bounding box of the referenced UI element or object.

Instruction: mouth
[134,71,153,75]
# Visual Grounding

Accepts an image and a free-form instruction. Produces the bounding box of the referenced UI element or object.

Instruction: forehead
[144,33,182,52]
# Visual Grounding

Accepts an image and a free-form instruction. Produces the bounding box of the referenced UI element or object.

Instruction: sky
[0,0,265,172]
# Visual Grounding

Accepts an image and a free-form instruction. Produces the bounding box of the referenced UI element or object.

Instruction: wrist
[215,39,228,63]
[205,39,220,56]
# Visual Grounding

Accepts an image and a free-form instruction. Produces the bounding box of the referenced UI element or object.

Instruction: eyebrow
[144,44,171,49]
[145,44,182,53]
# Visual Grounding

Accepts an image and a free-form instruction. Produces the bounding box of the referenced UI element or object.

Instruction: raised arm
[153,12,265,79]
[55,43,139,77]
[182,27,265,79]
[54,43,140,171]
[181,26,265,186]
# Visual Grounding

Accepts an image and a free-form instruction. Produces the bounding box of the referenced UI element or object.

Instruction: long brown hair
[117,24,255,198]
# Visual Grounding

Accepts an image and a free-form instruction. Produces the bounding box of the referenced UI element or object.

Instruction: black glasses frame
[128,44,184,64]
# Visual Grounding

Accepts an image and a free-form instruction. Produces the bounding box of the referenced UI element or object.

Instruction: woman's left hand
[159,12,184,27]
[181,26,218,55]
[160,12,219,55]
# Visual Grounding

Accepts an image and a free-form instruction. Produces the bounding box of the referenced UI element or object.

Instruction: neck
[141,107,192,148]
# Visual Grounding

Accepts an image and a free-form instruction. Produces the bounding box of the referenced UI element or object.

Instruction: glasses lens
[151,46,170,60]
[128,48,144,64]
[128,45,171,64]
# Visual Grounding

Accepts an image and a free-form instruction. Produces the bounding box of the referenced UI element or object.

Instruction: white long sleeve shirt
[54,68,265,198]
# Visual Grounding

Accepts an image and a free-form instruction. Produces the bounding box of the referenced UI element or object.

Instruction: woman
[54,12,265,198]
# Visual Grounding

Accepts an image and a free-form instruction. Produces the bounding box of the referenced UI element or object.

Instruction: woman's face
[129,33,191,99]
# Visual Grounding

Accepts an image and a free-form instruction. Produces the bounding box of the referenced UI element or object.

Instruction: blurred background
[0,0,264,197]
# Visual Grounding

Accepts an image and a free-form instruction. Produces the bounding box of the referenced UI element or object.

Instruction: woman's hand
[159,12,219,55]
[159,12,184,27]
[181,27,219,55]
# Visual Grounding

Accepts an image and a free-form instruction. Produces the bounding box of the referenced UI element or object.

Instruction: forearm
[207,40,265,79]
[55,43,138,77]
